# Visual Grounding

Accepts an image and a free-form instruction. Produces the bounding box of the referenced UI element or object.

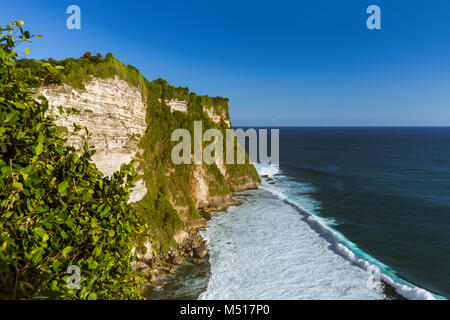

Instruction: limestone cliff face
[37,76,148,202]
[38,76,258,210]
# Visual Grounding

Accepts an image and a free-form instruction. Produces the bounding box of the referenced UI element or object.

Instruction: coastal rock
[169,265,176,274]
[202,194,242,213]
[192,258,204,265]
[173,230,189,245]
[131,261,148,273]
[229,180,260,192]
[172,255,185,265]
[136,241,157,263]
[194,245,208,259]
[186,219,209,229]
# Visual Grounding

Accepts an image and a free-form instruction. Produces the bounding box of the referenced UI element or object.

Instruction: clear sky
[2,0,450,126]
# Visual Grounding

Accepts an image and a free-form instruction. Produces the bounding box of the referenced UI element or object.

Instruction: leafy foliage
[0,22,143,299]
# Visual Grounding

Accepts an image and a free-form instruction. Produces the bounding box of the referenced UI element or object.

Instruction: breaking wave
[253,163,443,300]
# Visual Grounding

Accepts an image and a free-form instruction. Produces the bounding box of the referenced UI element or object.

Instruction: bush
[0,21,143,299]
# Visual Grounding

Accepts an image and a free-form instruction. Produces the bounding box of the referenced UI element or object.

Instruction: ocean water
[199,189,386,299]
[150,127,450,300]
[200,127,450,300]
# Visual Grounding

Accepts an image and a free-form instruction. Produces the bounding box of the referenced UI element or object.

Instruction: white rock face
[193,165,209,207]
[167,99,188,112]
[167,98,231,127]
[204,107,221,124]
[205,106,231,127]
[37,76,148,202]
[173,230,189,245]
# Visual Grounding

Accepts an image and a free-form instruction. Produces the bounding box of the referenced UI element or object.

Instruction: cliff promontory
[18,52,260,282]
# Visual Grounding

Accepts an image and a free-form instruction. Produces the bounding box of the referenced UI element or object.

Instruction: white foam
[254,162,280,178]
[200,188,386,300]
[334,243,438,300]
[252,163,442,300]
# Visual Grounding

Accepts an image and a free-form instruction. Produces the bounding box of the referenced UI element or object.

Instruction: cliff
[20,53,260,280]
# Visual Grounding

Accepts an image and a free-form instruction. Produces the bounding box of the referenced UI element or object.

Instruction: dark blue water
[278,127,450,298]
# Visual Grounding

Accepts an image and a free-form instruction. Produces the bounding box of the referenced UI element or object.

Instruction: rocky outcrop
[167,99,188,113]
[132,228,208,282]
[167,98,231,127]
[229,179,260,192]
[205,106,231,127]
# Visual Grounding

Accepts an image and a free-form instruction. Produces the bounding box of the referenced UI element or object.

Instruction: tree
[0,21,143,299]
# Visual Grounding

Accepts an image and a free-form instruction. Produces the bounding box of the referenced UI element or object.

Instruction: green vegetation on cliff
[0,22,143,299]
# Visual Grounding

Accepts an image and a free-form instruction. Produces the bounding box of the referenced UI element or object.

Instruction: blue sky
[2,0,450,126]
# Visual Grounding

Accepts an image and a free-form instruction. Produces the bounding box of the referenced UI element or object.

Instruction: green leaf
[32,248,44,263]
[37,131,44,144]
[25,47,29,55]
[87,292,97,300]
[57,181,69,196]
[5,111,19,123]
[62,246,72,257]
[12,182,23,190]
[13,102,27,109]
[35,142,43,155]
[100,206,111,217]
[52,261,61,273]
[0,166,13,178]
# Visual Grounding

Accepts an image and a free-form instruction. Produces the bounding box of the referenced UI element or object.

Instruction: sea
[145,127,450,300]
